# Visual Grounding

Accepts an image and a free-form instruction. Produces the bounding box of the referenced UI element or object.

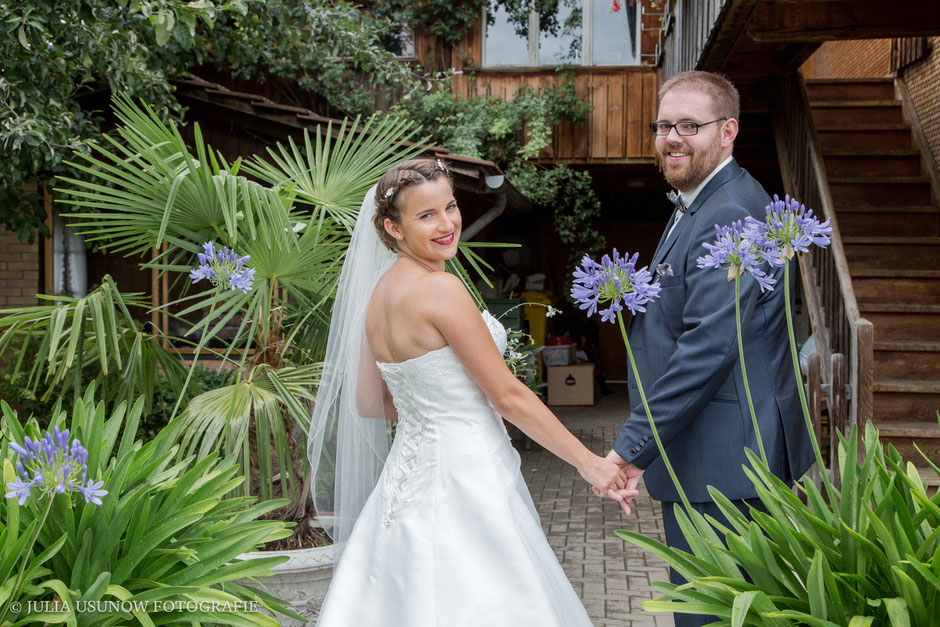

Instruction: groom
[605,71,814,627]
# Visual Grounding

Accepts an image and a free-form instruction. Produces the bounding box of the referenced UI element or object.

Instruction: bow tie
[667,190,686,213]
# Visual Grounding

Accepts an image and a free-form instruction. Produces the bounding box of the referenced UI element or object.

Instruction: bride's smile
[385,176,462,271]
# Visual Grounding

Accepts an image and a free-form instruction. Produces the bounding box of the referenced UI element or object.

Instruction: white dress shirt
[665,155,734,240]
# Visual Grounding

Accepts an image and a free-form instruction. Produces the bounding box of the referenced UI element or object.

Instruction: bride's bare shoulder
[372,269,473,321]
[411,271,474,312]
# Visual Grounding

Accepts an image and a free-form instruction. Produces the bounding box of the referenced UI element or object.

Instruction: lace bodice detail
[374,310,508,525]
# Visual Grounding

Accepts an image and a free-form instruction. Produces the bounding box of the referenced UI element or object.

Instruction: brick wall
[0,182,42,308]
[903,37,940,170]
[804,39,892,79]
[0,230,41,307]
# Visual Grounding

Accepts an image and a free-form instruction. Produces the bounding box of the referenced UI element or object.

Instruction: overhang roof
[173,75,531,213]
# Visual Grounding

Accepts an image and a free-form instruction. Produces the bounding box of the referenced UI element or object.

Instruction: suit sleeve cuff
[613,415,658,470]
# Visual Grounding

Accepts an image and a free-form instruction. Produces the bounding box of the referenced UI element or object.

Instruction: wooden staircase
[807,77,940,474]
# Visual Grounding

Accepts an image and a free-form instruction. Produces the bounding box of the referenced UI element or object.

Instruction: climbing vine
[393,67,606,269]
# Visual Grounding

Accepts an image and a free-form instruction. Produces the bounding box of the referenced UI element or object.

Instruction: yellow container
[521,291,553,376]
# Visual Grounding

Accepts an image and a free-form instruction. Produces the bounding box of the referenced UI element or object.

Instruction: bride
[308,157,633,626]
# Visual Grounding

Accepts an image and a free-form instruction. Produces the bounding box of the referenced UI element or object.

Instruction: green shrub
[1,384,300,625]
[618,422,940,626]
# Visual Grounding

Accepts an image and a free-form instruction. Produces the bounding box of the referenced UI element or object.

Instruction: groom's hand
[593,449,643,516]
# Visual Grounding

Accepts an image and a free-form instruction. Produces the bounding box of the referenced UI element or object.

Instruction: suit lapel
[650,159,742,268]
[651,205,681,263]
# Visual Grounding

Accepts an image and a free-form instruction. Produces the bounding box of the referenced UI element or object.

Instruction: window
[482,0,639,68]
[383,25,415,58]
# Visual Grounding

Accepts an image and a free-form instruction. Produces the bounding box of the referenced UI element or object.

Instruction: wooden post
[830,352,845,488]
[808,351,823,491]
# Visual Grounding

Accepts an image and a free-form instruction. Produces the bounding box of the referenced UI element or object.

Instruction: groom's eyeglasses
[649,118,726,136]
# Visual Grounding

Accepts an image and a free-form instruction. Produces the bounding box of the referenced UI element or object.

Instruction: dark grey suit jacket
[614,159,814,503]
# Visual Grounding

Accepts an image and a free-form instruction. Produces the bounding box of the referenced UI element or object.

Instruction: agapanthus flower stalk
[170,241,254,422]
[720,195,834,493]
[696,221,773,466]
[189,241,256,294]
[571,250,695,514]
[2,428,107,623]
[4,427,106,505]
[744,195,833,491]
[571,249,662,323]
[697,221,776,293]
[744,194,832,267]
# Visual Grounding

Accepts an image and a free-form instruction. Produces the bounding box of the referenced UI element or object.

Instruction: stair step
[874,342,940,379]
[854,274,940,303]
[811,100,901,108]
[845,236,940,244]
[837,205,939,213]
[860,303,940,314]
[874,417,940,436]
[852,268,940,277]
[806,78,896,102]
[836,207,939,237]
[844,237,940,270]
[811,101,904,126]
[816,126,913,151]
[874,386,940,421]
[816,124,909,132]
[861,307,940,342]
[823,153,922,177]
[917,466,940,487]
[873,419,940,466]
[829,176,930,184]
[829,177,932,205]
[822,148,920,157]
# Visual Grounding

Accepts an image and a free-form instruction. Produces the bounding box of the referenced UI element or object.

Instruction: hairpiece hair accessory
[436,158,446,172]
[384,188,394,199]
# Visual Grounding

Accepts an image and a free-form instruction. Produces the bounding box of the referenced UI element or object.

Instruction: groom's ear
[721,117,739,148]
[384,218,403,242]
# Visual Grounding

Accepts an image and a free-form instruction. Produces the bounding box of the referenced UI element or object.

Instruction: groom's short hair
[659,71,740,121]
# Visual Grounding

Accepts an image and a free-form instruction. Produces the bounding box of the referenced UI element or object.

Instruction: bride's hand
[577,454,628,494]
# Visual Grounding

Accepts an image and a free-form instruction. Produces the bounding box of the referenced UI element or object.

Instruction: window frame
[480,1,642,69]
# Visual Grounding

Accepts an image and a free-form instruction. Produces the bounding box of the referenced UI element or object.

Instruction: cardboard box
[542,344,576,366]
[547,364,594,406]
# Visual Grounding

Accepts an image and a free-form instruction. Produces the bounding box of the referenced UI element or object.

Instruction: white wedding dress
[316,309,594,626]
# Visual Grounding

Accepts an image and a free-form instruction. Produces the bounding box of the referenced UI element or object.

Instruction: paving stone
[519,385,674,626]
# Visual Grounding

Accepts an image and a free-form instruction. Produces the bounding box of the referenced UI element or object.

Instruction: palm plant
[0,95,498,550]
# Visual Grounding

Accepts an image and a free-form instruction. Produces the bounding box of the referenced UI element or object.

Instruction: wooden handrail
[769,71,874,471]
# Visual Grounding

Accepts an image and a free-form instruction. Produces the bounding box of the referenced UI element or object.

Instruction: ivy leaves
[393,68,605,271]
[0,0,424,242]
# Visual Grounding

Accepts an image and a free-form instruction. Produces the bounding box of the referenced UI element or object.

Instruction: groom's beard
[656,134,723,192]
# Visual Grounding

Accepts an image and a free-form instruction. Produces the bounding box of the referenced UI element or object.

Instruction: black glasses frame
[649,118,727,136]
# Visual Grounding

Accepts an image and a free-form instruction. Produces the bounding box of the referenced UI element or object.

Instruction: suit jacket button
[630,448,638,455]
[642,436,649,442]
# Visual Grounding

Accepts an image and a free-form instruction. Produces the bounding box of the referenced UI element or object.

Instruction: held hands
[591,449,644,516]
[577,454,639,514]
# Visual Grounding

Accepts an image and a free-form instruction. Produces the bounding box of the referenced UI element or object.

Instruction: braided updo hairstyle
[373,157,453,251]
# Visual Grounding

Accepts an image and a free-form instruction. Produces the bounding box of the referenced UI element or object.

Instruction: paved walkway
[519,384,675,627]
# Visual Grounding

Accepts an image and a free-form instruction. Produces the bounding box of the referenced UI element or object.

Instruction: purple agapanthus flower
[698,221,777,293]
[4,427,107,507]
[76,479,108,505]
[189,241,256,294]
[571,249,661,324]
[744,194,833,266]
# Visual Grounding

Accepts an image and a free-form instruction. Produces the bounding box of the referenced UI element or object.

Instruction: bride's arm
[417,273,628,496]
[355,339,398,421]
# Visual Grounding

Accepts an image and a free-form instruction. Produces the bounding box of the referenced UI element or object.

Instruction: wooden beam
[748,1,940,42]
